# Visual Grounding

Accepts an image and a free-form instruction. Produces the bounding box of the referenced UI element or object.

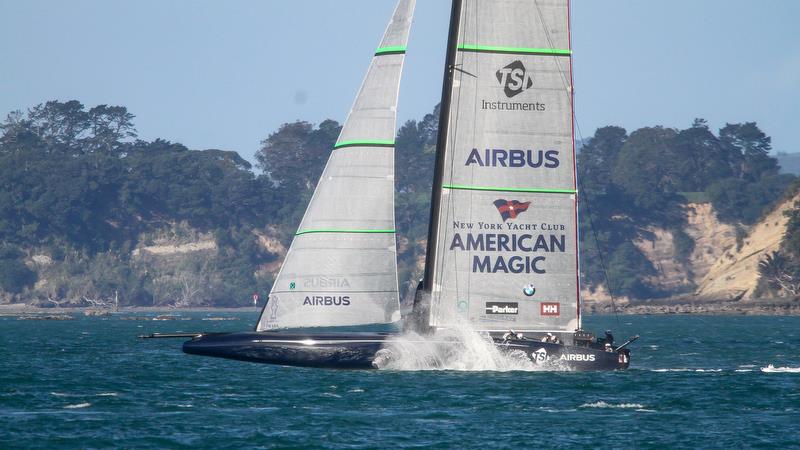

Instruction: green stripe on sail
[443,184,576,194]
[458,44,571,56]
[295,229,396,236]
[333,140,395,149]
[375,45,406,55]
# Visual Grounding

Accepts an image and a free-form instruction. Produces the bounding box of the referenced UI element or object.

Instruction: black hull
[182,332,629,371]
[493,338,629,371]
[183,332,389,369]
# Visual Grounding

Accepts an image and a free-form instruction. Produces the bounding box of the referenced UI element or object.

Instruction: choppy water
[2,313,800,448]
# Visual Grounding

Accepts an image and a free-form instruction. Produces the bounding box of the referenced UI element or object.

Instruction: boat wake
[579,401,646,409]
[761,364,800,373]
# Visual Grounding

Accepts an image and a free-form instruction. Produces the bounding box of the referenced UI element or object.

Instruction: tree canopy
[0,100,795,304]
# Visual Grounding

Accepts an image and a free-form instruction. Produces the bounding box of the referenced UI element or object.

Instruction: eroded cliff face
[586,196,798,303]
[631,203,739,293]
[696,195,800,300]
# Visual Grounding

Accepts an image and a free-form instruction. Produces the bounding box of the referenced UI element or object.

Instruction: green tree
[720,122,777,181]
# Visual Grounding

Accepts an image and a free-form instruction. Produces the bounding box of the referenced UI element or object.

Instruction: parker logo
[485,302,519,315]
[540,302,560,316]
[496,60,533,98]
[494,199,531,222]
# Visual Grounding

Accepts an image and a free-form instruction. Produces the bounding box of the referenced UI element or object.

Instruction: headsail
[257,0,416,331]
[423,0,579,332]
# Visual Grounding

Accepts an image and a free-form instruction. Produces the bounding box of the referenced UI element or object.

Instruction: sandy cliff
[696,194,799,300]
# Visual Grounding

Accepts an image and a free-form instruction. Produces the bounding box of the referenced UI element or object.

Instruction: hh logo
[496,60,534,98]
[540,302,560,316]
[494,199,531,222]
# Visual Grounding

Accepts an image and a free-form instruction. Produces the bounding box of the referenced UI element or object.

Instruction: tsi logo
[496,60,533,98]
[540,302,560,316]
[485,302,519,315]
[532,347,548,363]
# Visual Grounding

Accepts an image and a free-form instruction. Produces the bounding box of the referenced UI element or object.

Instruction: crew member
[604,330,615,346]
[502,330,519,343]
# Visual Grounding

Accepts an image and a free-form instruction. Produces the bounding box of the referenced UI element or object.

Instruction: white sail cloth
[428,0,580,332]
[257,0,415,331]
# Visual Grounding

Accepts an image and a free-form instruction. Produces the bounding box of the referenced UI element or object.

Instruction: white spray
[374,315,558,371]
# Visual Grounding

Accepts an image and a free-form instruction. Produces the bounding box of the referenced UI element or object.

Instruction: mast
[422,0,463,292]
[408,0,461,334]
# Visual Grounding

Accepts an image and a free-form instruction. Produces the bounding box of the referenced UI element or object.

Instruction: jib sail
[257,0,415,331]
[423,0,579,332]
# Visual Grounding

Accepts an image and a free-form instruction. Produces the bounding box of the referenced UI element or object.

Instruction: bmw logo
[523,285,536,296]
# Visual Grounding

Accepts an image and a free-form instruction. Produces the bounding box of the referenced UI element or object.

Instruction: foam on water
[375,318,562,371]
[63,403,91,409]
[761,364,800,373]
[580,401,645,409]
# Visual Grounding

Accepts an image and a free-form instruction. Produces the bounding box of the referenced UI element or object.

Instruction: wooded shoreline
[3,300,799,316]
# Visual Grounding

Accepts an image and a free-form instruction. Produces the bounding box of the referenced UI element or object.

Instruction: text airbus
[465,148,559,168]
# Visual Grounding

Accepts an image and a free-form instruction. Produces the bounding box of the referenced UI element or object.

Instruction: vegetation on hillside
[0,100,795,306]
[578,119,795,299]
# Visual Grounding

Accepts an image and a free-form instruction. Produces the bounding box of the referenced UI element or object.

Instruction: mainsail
[257,0,415,331]
[423,0,579,332]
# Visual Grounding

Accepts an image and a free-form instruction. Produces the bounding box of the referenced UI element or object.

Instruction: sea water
[2,313,799,448]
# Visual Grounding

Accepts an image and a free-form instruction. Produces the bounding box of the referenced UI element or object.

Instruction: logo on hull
[560,354,596,362]
[532,347,548,363]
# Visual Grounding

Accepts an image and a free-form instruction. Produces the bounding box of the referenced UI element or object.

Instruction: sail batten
[333,140,395,149]
[458,44,571,56]
[375,46,407,55]
[424,0,580,333]
[295,229,396,236]
[442,184,577,194]
[257,0,415,331]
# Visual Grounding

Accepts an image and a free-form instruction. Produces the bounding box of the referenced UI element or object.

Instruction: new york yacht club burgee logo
[494,199,530,222]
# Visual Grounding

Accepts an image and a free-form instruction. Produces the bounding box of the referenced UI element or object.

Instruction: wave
[52,391,119,397]
[761,364,800,373]
[650,368,722,372]
[580,401,645,409]
[63,402,91,409]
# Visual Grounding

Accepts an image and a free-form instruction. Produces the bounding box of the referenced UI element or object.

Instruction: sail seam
[458,44,571,56]
[375,45,407,55]
[333,140,395,149]
[442,184,576,194]
[295,229,396,236]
